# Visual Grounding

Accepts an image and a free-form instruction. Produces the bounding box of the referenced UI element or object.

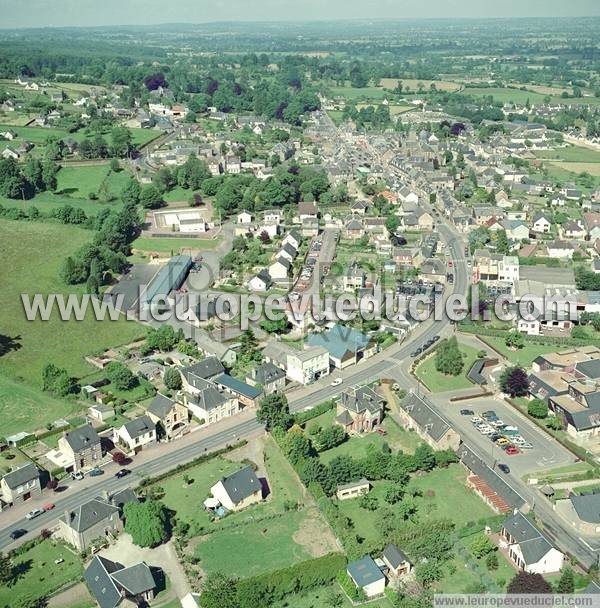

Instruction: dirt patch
[223,435,267,477]
[47,582,92,607]
[292,507,339,557]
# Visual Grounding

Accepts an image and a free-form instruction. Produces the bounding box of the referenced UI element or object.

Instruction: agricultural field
[379,78,462,92]
[414,343,482,393]
[0,219,144,389]
[329,86,391,101]
[0,190,121,214]
[534,145,600,163]
[56,163,132,199]
[0,540,84,608]
[463,87,547,105]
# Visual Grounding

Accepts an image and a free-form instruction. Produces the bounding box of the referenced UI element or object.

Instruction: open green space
[317,416,422,463]
[0,190,123,214]
[464,87,600,107]
[534,146,600,163]
[272,583,392,608]
[56,164,132,200]
[131,236,222,253]
[478,335,558,367]
[0,540,84,608]
[0,219,144,391]
[414,343,482,393]
[330,86,391,101]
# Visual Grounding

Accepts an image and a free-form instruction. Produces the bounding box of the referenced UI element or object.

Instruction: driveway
[99,534,190,599]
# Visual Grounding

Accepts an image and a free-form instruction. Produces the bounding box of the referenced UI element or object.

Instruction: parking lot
[107,263,160,312]
[437,396,575,477]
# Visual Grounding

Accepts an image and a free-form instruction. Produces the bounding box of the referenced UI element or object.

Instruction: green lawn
[0,220,145,390]
[163,186,193,203]
[129,127,161,148]
[479,336,558,367]
[330,86,391,101]
[0,374,82,437]
[534,146,600,163]
[56,164,111,197]
[318,416,422,464]
[272,584,392,608]
[0,191,122,214]
[464,87,547,105]
[414,343,482,392]
[131,236,222,253]
[0,540,84,608]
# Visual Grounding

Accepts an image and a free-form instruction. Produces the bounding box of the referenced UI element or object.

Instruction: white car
[25,508,44,520]
[331,378,343,386]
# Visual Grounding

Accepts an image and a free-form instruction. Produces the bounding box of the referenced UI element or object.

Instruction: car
[489,433,501,442]
[482,410,496,417]
[88,467,103,477]
[71,471,84,480]
[43,503,55,511]
[471,416,482,423]
[25,508,44,520]
[432,335,440,342]
[505,446,520,455]
[375,428,387,436]
[9,529,27,540]
[498,464,510,474]
[115,468,131,479]
[460,409,474,416]
[331,378,342,386]
[496,437,510,446]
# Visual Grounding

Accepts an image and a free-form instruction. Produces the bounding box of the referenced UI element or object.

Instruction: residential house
[382,544,413,579]
[502,219,529,242]
[214,374,261,407]
[298,201,318,221]
[306,324,377,369]
[269,257,292,280]
[561,220,586,240]
[263,340,330,385]
[183,378,240,424]
[343,263,366,292]
[346,556,386,599]
[113,415,156,454]
[181,357,225,389]
[344,217,365,240]
[336,479,371,501]
[335,386,385,433]
[0,463,41,507]
[500,512,564,574]
[584,213,600,241]
[209,465,262,512]
[58,497,122,551]
[237,210,253,225]
[84,556,159,608]
[248,269,272,292]
[397,391,460,450]
[282,230,301,251]
[301,217,319,237]
[58,425,102,472]
[557,492,600,535]
[393,246,423,269]
[246,362,286,394]
[146,393,189,440]
[531,212,552,234]
[546,240,575,259]
[420,258,447,285]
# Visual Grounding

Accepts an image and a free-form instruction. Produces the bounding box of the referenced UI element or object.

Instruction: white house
[269,257,291,280]
[113,415,156,454]
[500,512,564,575]
[263,341,330,385]
[237,210,253,225]
[282,230,301,251]
[546,240,575,259]
[347,556,386,599]
[531,212,552,234]
[247,269,272,292]
[209,465,262,512]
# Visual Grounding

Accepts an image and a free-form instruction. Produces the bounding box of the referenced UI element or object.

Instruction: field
[329,86,391,101]
[533,145,600,163]
[549,161,600,177]
[272,584,392,608]
[131,236,222,253]
[0,540,84,608]
[478,336,560,367]
[414,343,482,392]
[0,219,144,393]
[463,87,600,107]
[379,78,462,92]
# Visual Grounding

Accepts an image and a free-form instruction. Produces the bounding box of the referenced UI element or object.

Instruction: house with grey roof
[213,374,261,407]
[398,391,460,450]
[246,362,286,394]
[58,497,122,551]
[382,543,412,578]
[500,511,564,574]
[84,555,159,608]
[346,555,386,598]
[181,356,225,390]
[0,462,41,508]
[113,415,156,454]
[209,465,262,512]
[336,386,385,434]
[146,393,189,440]
[556,491,600,535]
[58,425,102,472]
[182,377,239,425]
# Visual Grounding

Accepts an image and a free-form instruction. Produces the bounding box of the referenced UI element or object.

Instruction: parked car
[70,471,84,480]
[460,409,474,416]
[9,529,27,540]
[471,416,483,424]
[505,446,520,455]
[498,464,510,474]
[25,508,44,520]
[482,410,496,418]
[43,503,55,511]
[88,467,103,477]
[331,378,342,386]
[496,437,510,446]
[115,468,131,479]
[375,428,387,436]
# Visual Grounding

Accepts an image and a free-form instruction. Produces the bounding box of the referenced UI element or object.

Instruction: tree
[0,552,12,585]
[528,398,549,419]
[556,566,575,594]
[359,493,378,511]
[385,215,400,235]
[500,365,529,397]
[196,572,238,608]
[470,533,495,558]
[41,363,75,396]
[105,361,137,391]
[110,126,133,158]
[257,392,292,431]
[496,229,510,255]
[121,178,141,206]
[123,500,169,547]
[507,571,552,594]
[505,330,525,350]
[486,552,499,571]
[260,317,289,334]
[414,443,436,471]
[384,483,404,505]
[282,426,313,464]
[140,184,164,209]
[163,367,182,390]
[435,337,464,376]
[314,425,346,451]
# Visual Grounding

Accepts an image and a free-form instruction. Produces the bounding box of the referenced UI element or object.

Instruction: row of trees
[0,157,58,200]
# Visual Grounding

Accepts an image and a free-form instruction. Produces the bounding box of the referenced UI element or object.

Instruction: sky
[0,0,599,28]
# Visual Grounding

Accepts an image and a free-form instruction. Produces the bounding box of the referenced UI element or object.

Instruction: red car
[505,446,520,455]
[43,503,55,511]
[375,428,387,436]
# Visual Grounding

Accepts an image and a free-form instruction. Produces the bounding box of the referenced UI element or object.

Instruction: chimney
[63,508,71,524]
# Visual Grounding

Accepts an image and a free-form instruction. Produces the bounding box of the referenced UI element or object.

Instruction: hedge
[236,552,346,604]
[294,399,336,426]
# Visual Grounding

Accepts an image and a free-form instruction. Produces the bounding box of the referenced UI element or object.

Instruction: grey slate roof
[110,488,139,510]
[63,425,101,452]
[220,465,261,504]
[249,362,285,386]
[400,392,451,441]
[383,543,410,569]
[182,356,225,387]
[570,492,600,524]
[122,415,155,440]
[340,386,385,416]
[2,462,39,490]
[62,498,120,533]
[575,359,600,380]
[187,382,227,412]
[214,374,261,399]
[347,555,385,587]
[110,562,156,595]
[503,511,555,565]
[147,393,175,419]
